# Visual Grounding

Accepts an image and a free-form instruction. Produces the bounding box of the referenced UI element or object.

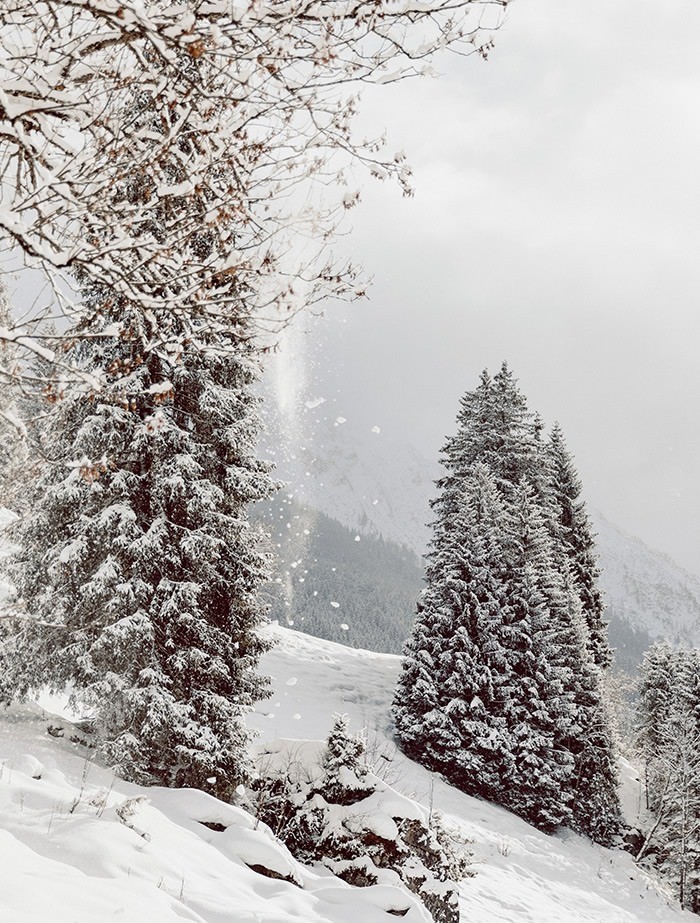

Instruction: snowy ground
[0,623,693,922]
[250,624,691,923]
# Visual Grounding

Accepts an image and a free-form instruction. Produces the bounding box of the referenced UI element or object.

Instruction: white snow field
[0,623,693,923]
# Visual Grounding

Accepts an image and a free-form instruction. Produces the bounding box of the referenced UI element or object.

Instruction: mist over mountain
[260,413,700,670]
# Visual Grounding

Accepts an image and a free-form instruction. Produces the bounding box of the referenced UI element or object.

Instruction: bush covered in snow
[249,715,469,923]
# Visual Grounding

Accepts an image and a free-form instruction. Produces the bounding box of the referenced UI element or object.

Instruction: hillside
[0,625,692,922]
[593,511,700,668]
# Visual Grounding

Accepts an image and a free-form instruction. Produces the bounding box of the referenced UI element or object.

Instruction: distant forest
[255,501,423,653]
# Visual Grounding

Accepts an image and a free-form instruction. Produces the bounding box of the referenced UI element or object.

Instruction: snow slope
[0,700,432,923]
[0,624,693,922]
[250,624,693,923]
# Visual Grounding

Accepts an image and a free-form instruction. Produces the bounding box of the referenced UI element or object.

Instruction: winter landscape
[1,2,700,922]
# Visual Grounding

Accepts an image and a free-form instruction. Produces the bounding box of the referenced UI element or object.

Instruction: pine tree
[521,429,621,841]
[321,714,370,805]
[3,309,275,798]
[555,569,621,844]
[499,482,577,831]
[437,363,538,515]
[637,643,700,911]
[546,422,612,668]
[637,641,676,806]
[394,364,620,842]
[394,464,517,803]
[1,65,282,798]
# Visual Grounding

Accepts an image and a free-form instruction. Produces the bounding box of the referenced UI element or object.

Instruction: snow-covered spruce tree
[539,425,620,840]
[394,364,620,842]
[555,569,621,844]
[511,460,620,840]
[498,482,578,831]
[637,640,676,806]
[436,363,538,515]
[636,644,700,911]
[393,464,517,802]
[1,51,282,796]
[635,642,684,864]
[546,422,611,668]
[3,304,275,797]
[320,713,371,805]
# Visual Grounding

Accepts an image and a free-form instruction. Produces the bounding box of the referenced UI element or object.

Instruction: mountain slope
[256,499,423,652]
[0,697,434,923]
[0,626,693,922]
[592,510,700,666]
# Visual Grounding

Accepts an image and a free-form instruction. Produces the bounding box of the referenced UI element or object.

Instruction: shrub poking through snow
[250,717,469,923]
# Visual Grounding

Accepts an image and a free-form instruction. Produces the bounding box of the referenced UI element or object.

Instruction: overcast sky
[273,0,700,576]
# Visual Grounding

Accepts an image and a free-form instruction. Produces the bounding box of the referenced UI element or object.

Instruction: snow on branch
[0,0,509,383]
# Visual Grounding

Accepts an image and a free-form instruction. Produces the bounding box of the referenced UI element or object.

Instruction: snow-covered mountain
[592,511,700,665]
[264,416,700,667]
[1,625,693,922]
[263,415,437,555]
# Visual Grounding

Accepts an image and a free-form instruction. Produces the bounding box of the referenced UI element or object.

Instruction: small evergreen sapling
[252,717,466,923]
[320,714,371,805]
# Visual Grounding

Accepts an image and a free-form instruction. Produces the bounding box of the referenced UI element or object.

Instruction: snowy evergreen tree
[436,363,538,517]
[554,569,621,844]
[2,302,275,798]
[509,468,620,841]
[394,464,517,803]
[637,640,676,804]
[499,482,577,831]
[0,65,283,798]
[637,643,700,911]
[394,364,620,843]
[546,422,612,668]
[320,714,370,805]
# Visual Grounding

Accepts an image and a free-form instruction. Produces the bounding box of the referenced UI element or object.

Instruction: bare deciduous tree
[1,0,509,384]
